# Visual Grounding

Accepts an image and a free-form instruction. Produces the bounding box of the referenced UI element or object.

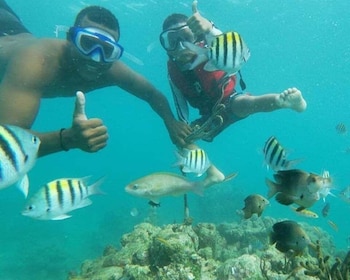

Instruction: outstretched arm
[110,62,192,148]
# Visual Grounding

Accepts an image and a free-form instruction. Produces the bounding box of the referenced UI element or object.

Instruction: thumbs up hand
[187,0,213,36]
[74,91,88,121]
[65,91,108,152]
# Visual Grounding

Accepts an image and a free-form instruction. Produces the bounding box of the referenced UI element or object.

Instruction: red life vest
[168,60,237,116]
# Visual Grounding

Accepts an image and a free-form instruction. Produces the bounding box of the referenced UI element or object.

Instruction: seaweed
[301,240,350,279]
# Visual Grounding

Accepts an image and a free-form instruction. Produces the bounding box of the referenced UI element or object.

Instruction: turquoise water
[1,0,349,279]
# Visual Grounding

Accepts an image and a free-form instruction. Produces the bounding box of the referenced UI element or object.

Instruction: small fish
[321,202,330,217]
[266,169,332,211]
[335,123,347,134]
[270,220,314,256]
[339,186,350,203]
[242,194,269,219]
[125,172,205,203]
[327,219,338,232]
[263,136,300,171]
[174,148,211,177]
[22,177,104,220]
[0,125,40,197]
[318,170,335,201]
[290,207,318,218]
[183,31,250,74]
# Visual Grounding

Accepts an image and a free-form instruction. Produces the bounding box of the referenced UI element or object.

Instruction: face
[69,16,121,80]
[160,23,198,69]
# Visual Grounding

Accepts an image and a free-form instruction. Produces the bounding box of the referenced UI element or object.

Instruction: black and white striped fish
[22,177,104,220]
[183,31,250,74]
[174,148,211,177]
[263,136,299,171]
[207,31,250,74]
[0,125,40,197]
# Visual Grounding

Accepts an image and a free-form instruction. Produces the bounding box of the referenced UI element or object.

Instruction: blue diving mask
[68,26,124,63]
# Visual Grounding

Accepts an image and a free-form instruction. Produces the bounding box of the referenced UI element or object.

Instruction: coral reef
[68,217,348,280]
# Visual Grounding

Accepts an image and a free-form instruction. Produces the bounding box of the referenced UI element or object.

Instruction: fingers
[73,91,88,121]
[192,0,199,14]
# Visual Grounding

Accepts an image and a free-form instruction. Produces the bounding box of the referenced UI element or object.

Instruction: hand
[165,119,193,148]
[187,0,213,36]
[68,91,109,152]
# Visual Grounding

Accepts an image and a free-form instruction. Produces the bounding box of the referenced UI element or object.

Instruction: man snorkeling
[0,0,191,157]
[160,1,307,143]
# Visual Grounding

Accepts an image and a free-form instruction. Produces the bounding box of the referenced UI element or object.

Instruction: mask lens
[70,27,124,62]
[160,25,196,51]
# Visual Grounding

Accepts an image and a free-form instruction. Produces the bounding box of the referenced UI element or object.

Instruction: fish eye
[132,184,138,190]
[46,208,51,212]
[32,135,39,144]
[28,205,35,211]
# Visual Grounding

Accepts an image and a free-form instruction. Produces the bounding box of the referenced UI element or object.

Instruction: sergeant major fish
[125,172,205,203]
[174,148,211,177]
[22,176,104,220]
[263,136,300,171]
[183,31,250,74]
[0,125,40,197]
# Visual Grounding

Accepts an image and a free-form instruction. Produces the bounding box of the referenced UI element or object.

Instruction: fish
[265,169,332,211]
[290,207,318,218]
[318,170,335,201]
[22,176,104,220]
[335,123,347,134]
[263,136,300,171]
[0,125,40,197]
[125,172,205,203]
[339,186,350,203]
[242,194,269,219]
[183,31,250,74]
[270,220,314,256]
[321,202,330,217]
[174,148,211,177]
[327,219,338,232]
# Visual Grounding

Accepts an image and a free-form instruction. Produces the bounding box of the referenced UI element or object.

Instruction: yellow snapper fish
[183,31,250,74]
[0,125,40,197]
[125,172,206,203]
[174,148,211,177]
[22,177,104,220]
[266,169,332,211]
[290,207,319,219]
[242,194,270,219]
[270,220,315,256]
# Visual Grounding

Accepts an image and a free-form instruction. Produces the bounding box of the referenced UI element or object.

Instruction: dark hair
[162,13,188,31]
[74,6,120,34]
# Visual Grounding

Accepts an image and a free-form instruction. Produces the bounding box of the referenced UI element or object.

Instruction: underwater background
[1,0,349,279]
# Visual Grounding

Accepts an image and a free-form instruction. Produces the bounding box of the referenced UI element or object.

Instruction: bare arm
[109,62,192,147]
[0,44,108,157]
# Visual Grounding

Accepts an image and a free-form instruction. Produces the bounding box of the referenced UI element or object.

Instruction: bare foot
[277,87,307,112]
[202,165,225,189]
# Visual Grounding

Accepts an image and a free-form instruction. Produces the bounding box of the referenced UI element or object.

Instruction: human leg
[230,87,307,118]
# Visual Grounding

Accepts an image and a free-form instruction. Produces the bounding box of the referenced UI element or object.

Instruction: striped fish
[263,136,299,171]
[22,177,104,220]
[0,125,40,197]
[174,148,211,177]
[206,31,250,74]
[182,31,250,74]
